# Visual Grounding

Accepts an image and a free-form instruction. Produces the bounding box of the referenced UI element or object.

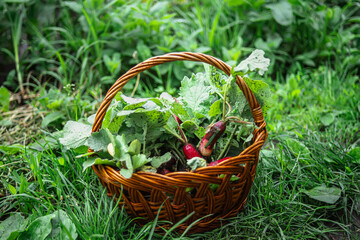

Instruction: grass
[0,0,360,239]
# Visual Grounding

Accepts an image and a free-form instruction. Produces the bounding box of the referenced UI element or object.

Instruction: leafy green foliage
[0,213,27,240]
[302,185,342,204]
[59,121,92,149]
[0,87,11,113]
[233,49,270,75]
[187,157,207,171]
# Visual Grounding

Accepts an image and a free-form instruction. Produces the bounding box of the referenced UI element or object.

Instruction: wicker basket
[89,52,267,234]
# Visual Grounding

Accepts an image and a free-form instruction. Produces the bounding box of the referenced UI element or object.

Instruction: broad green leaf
[179,73,212,119]
[171,102,192,123]
[320,113,335,126]
[45,210,77,240]
[114,135,129,159]
[132,154,149,169]
[234,49,270,75]
[181,120,199,132]
[266,1,294,26]
[18,214,54,240]
[0,213,27,240]
[187,157,207,171]
[0,86,11,112]
[120,168,133,178]
[61,1,82,13]
[209,99,222,117]
[286,138,311,157]
[87,129,112,151]
[150,152,172,168]
[303,185,341,204]
[347,147,360,164]
[59,121,92,149]
[82,157,116,171]
[227,81,247,116]
[128,139,141,156]
[41,112,63,128]
[243,77,273,116]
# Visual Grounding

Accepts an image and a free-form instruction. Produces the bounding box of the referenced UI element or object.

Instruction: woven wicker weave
[89,52,267,234]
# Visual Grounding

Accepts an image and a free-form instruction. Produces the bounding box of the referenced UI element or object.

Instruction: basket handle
[91,52,265,133]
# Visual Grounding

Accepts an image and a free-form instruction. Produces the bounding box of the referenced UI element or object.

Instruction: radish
[183,143,202,159]
[199,120,227,157]
[157,168,171,175]
[208,157,231,166]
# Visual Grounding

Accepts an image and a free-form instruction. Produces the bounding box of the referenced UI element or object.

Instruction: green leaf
[8,184,17,195]
[234,49,270,76]
[41,112,63,128]
[171,102,192,123]
[0,144,23,155]
[0,86,11,112]
[209,99,222,117]
[45,210,77,240]
[58,157,65,166]
[61,1,82,13]
[120,168,133,179]
[302,185,341,204]
[132,154,149,169]
[87,129,111,151]
[59,121,92,149]
[181,120,199,132]
[114,135,129,159]
[82,157,116,171]
[266,1,294,26]
[18,214,54,240]
[150,152,172,168]
[179,73,212,119]
[0,213,27,240]
[187,157,207,171]
[128,139,141,156]
[286,138,311,157]
[320,113,335,126]
[347,147,360,164]
[243,77,272,116]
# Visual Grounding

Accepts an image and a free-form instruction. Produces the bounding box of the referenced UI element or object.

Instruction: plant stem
[217,125,238,160]
[163,125,186,145]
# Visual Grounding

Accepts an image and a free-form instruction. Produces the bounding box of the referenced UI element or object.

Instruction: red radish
[199,120,227,157]
[183,143,202,159]
[157,168,171,175]
[208,157,231,166]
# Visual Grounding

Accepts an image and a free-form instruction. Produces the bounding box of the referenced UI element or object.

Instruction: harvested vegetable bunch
[59,50,272,180]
